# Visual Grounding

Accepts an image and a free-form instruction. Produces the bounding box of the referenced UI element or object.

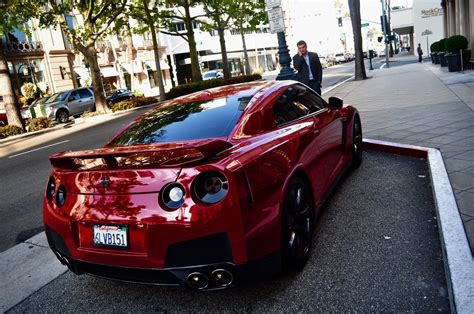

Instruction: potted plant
[438,38,448,67]
[430,41,439,63]
[445,35,469,72]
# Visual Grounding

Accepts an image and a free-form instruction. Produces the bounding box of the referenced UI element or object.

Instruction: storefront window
[9,58,48,96]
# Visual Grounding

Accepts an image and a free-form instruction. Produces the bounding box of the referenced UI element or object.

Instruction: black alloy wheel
[281,176,315,270]
[56,109,69,124]
[352,115,363,168]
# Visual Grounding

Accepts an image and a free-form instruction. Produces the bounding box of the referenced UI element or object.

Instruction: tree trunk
[127,26,136,91]
[0,44,24,129]
[84,45,108,113]
[348,0,367,80]
[240,21,251,75]
[218,23,231,79]
[183,1,202,82]
[143,0,166,101]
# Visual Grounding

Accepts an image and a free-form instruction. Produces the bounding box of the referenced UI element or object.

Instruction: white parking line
[322,75,355,95]
[380,63,386,69]
[8,140,70,158]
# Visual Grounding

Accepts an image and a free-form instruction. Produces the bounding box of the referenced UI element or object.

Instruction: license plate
[92,225,128,249]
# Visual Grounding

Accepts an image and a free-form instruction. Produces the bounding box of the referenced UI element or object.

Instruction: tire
[352,115,363,168]
[56,109,69,124]
[281,176,315,271]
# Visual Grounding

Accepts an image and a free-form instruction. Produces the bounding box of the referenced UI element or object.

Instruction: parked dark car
[106,89,135,105]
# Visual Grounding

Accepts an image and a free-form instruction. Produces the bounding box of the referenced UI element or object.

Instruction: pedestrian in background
[293,40,323,95]
[417,43,423,63]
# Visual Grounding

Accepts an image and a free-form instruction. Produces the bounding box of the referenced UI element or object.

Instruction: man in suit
[292,40,323,95]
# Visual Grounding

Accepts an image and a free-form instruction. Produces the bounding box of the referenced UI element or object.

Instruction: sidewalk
[324,54,474,252]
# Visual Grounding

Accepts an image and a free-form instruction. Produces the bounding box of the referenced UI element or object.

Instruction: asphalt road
[8,151,449,312]
[0,108,150,252]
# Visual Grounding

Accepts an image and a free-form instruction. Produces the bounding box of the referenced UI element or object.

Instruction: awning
[145,60,170,71]
[121,63,144,74]
[73,67,90,78]
[100,66,119,77]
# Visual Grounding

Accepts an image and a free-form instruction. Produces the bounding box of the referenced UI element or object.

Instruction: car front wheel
[281,176,314,271]
[56,109,69,123]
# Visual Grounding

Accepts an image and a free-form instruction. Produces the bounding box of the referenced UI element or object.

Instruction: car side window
[78,89,92,99]
[296,87,327,112]
[69,91,80,101]
[273,88,312,126]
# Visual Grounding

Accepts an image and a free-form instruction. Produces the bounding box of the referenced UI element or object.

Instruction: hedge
[0,125,24,139]
[27,117,53,132]
[110,96,158,112]
[165,74,262,100]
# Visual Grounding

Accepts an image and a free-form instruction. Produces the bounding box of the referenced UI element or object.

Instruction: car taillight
[56,185,66,207]
[160,183,186,210]
[46,176,56,200]
[192,171,229,204]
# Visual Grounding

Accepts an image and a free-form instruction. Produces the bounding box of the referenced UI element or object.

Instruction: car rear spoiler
[49,139,233,171]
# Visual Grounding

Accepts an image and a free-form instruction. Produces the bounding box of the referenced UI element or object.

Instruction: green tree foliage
[158,0,204,83]
[128,0,166,101]
[0,0,45,128]
[39,0,128,113]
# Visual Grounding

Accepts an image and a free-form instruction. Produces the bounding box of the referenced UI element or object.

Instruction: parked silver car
[44,87,95,123]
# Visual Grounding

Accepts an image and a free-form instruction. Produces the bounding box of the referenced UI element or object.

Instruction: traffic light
[338,17,342,27]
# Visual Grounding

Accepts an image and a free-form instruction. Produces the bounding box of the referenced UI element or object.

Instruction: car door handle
[313,129,320,135]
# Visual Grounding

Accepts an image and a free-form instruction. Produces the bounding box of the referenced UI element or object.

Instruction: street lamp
[421,29,433,58]
[266,0,295,80]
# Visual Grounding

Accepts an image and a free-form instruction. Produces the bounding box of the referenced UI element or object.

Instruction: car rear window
[108,95,253,146]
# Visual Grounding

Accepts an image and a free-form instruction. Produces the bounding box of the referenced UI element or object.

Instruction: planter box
[433,53,440,64]
[446,53,462,72]
[439,53,448,67]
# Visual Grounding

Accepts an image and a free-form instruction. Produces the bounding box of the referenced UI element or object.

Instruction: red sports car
[44,80,362,290]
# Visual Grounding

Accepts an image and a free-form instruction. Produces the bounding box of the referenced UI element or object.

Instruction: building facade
[441,0,473,58]
[0,16,171,114]
[392,0,472,58]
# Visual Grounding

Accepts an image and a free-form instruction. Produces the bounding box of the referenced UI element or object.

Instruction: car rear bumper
[45,225,280,291]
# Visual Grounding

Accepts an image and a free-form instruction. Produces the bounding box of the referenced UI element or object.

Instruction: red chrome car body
[44,80,362,290]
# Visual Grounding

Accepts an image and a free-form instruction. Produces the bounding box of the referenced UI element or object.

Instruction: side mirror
[328,97,343,109]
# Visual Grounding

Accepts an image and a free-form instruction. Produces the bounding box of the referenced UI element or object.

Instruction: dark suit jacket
[293,52,323,86]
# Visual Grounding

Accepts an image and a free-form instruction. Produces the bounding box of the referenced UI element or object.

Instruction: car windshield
[46,91,68,103]
[203,72,217,78]
[108,95,253,146]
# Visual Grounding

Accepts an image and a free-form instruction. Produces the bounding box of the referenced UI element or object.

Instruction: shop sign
[421,8,443,18]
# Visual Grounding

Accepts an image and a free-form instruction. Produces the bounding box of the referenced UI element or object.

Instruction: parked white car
[202,70,224,80]
[44,87,95,123]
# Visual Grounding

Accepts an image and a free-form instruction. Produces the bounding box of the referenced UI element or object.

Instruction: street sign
[421,29,433,35]
[267,7,283,21]
[361,23,369,27]
[266,0,281,9]
[269,18,285,34]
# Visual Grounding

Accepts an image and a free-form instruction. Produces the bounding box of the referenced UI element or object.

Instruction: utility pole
[381,0,390,68]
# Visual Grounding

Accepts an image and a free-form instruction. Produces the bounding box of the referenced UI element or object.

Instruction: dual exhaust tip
[187,269,233,289]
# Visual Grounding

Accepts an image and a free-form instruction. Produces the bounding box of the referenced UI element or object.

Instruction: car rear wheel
[352,115,363,168]
[281,176,314,271]
[56,109,69,123]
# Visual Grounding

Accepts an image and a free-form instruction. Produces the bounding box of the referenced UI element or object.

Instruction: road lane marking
[380,63,386,69]
[8,140,70,158]
[322,75,355,95]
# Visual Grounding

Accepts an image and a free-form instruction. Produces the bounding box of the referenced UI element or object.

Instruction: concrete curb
[364,138,474,313]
